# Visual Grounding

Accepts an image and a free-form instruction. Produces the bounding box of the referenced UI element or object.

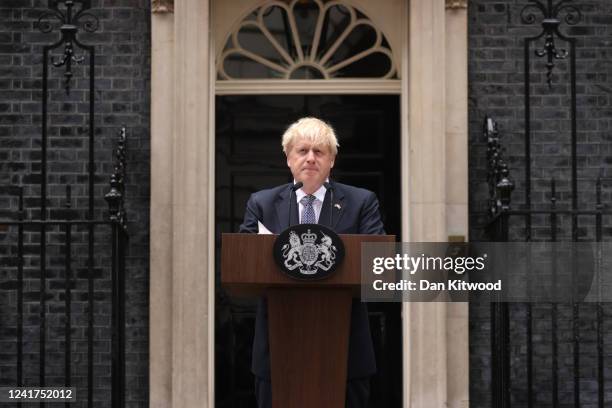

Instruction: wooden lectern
[221,233,394,408]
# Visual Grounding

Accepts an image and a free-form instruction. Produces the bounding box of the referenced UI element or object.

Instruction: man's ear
[285,148,291,168]
[330,156,335,168]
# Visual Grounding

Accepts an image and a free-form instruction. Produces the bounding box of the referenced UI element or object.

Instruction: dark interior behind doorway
[215,94,402,407]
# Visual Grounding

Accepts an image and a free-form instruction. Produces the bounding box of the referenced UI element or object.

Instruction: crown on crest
[301,229,317,244]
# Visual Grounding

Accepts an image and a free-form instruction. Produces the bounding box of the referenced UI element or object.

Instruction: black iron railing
[483,2,607,407]
[2,144,127,407]
[0,2,129,407]
[485,116,611,408]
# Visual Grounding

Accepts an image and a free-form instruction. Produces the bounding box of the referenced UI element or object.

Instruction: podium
[221,233,394,408]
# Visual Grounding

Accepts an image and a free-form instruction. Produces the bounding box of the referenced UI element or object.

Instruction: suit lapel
[275,184,298,232]
[319,190,332,228]
[319,182,345,230]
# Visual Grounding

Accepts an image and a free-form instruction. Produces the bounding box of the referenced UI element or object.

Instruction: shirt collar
[294,181,328,204]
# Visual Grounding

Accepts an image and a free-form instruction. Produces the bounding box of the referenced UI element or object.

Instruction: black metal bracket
[520,0,581,87]
[105,127,128,231]
[485,116,515,217]
[37,0,99,94]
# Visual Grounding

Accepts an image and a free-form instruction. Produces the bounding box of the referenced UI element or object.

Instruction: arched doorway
[213,1,404,406]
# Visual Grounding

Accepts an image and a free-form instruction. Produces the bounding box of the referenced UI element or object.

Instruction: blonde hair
[281,117,339,156]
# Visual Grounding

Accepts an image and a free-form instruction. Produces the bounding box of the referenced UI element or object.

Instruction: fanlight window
[217,0,397,80]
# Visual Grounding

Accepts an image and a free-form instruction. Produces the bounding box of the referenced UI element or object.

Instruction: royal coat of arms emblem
[273,224,345,280]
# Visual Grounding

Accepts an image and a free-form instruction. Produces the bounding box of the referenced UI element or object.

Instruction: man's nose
[306,150,315,162]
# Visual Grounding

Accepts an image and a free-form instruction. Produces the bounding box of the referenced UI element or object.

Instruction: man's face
[286,138,335,192]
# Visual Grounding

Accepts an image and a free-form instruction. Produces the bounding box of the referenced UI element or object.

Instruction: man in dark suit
[239,117,385,408]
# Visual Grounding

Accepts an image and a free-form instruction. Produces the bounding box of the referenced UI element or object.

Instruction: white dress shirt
[295,184,327,223]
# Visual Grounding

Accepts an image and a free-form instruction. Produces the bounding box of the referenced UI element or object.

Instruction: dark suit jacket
[239,181,385,380]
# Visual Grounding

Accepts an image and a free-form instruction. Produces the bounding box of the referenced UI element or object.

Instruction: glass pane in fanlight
[261,5,297,59]
[317,4,351,59]
[292,1,319,57]
[326,23,377,67]
[289,66,325,79]
[333,52,394,78]
[223,54,285,79]
[237,25,287,69]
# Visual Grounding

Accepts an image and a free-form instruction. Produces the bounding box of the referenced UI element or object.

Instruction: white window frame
[215,78,401,94]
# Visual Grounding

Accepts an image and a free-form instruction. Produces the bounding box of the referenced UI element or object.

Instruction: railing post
[106,127,128,408]
[485,116,514,408]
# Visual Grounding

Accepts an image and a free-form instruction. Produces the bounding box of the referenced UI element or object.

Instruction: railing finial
[486,116,514,215]
[105,126,127,230]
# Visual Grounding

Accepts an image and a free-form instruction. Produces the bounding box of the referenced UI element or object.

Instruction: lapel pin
[334,203,342,210]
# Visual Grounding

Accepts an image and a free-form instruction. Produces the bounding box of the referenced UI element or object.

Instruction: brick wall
[469,1,612,406]
[0,1,150,407]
